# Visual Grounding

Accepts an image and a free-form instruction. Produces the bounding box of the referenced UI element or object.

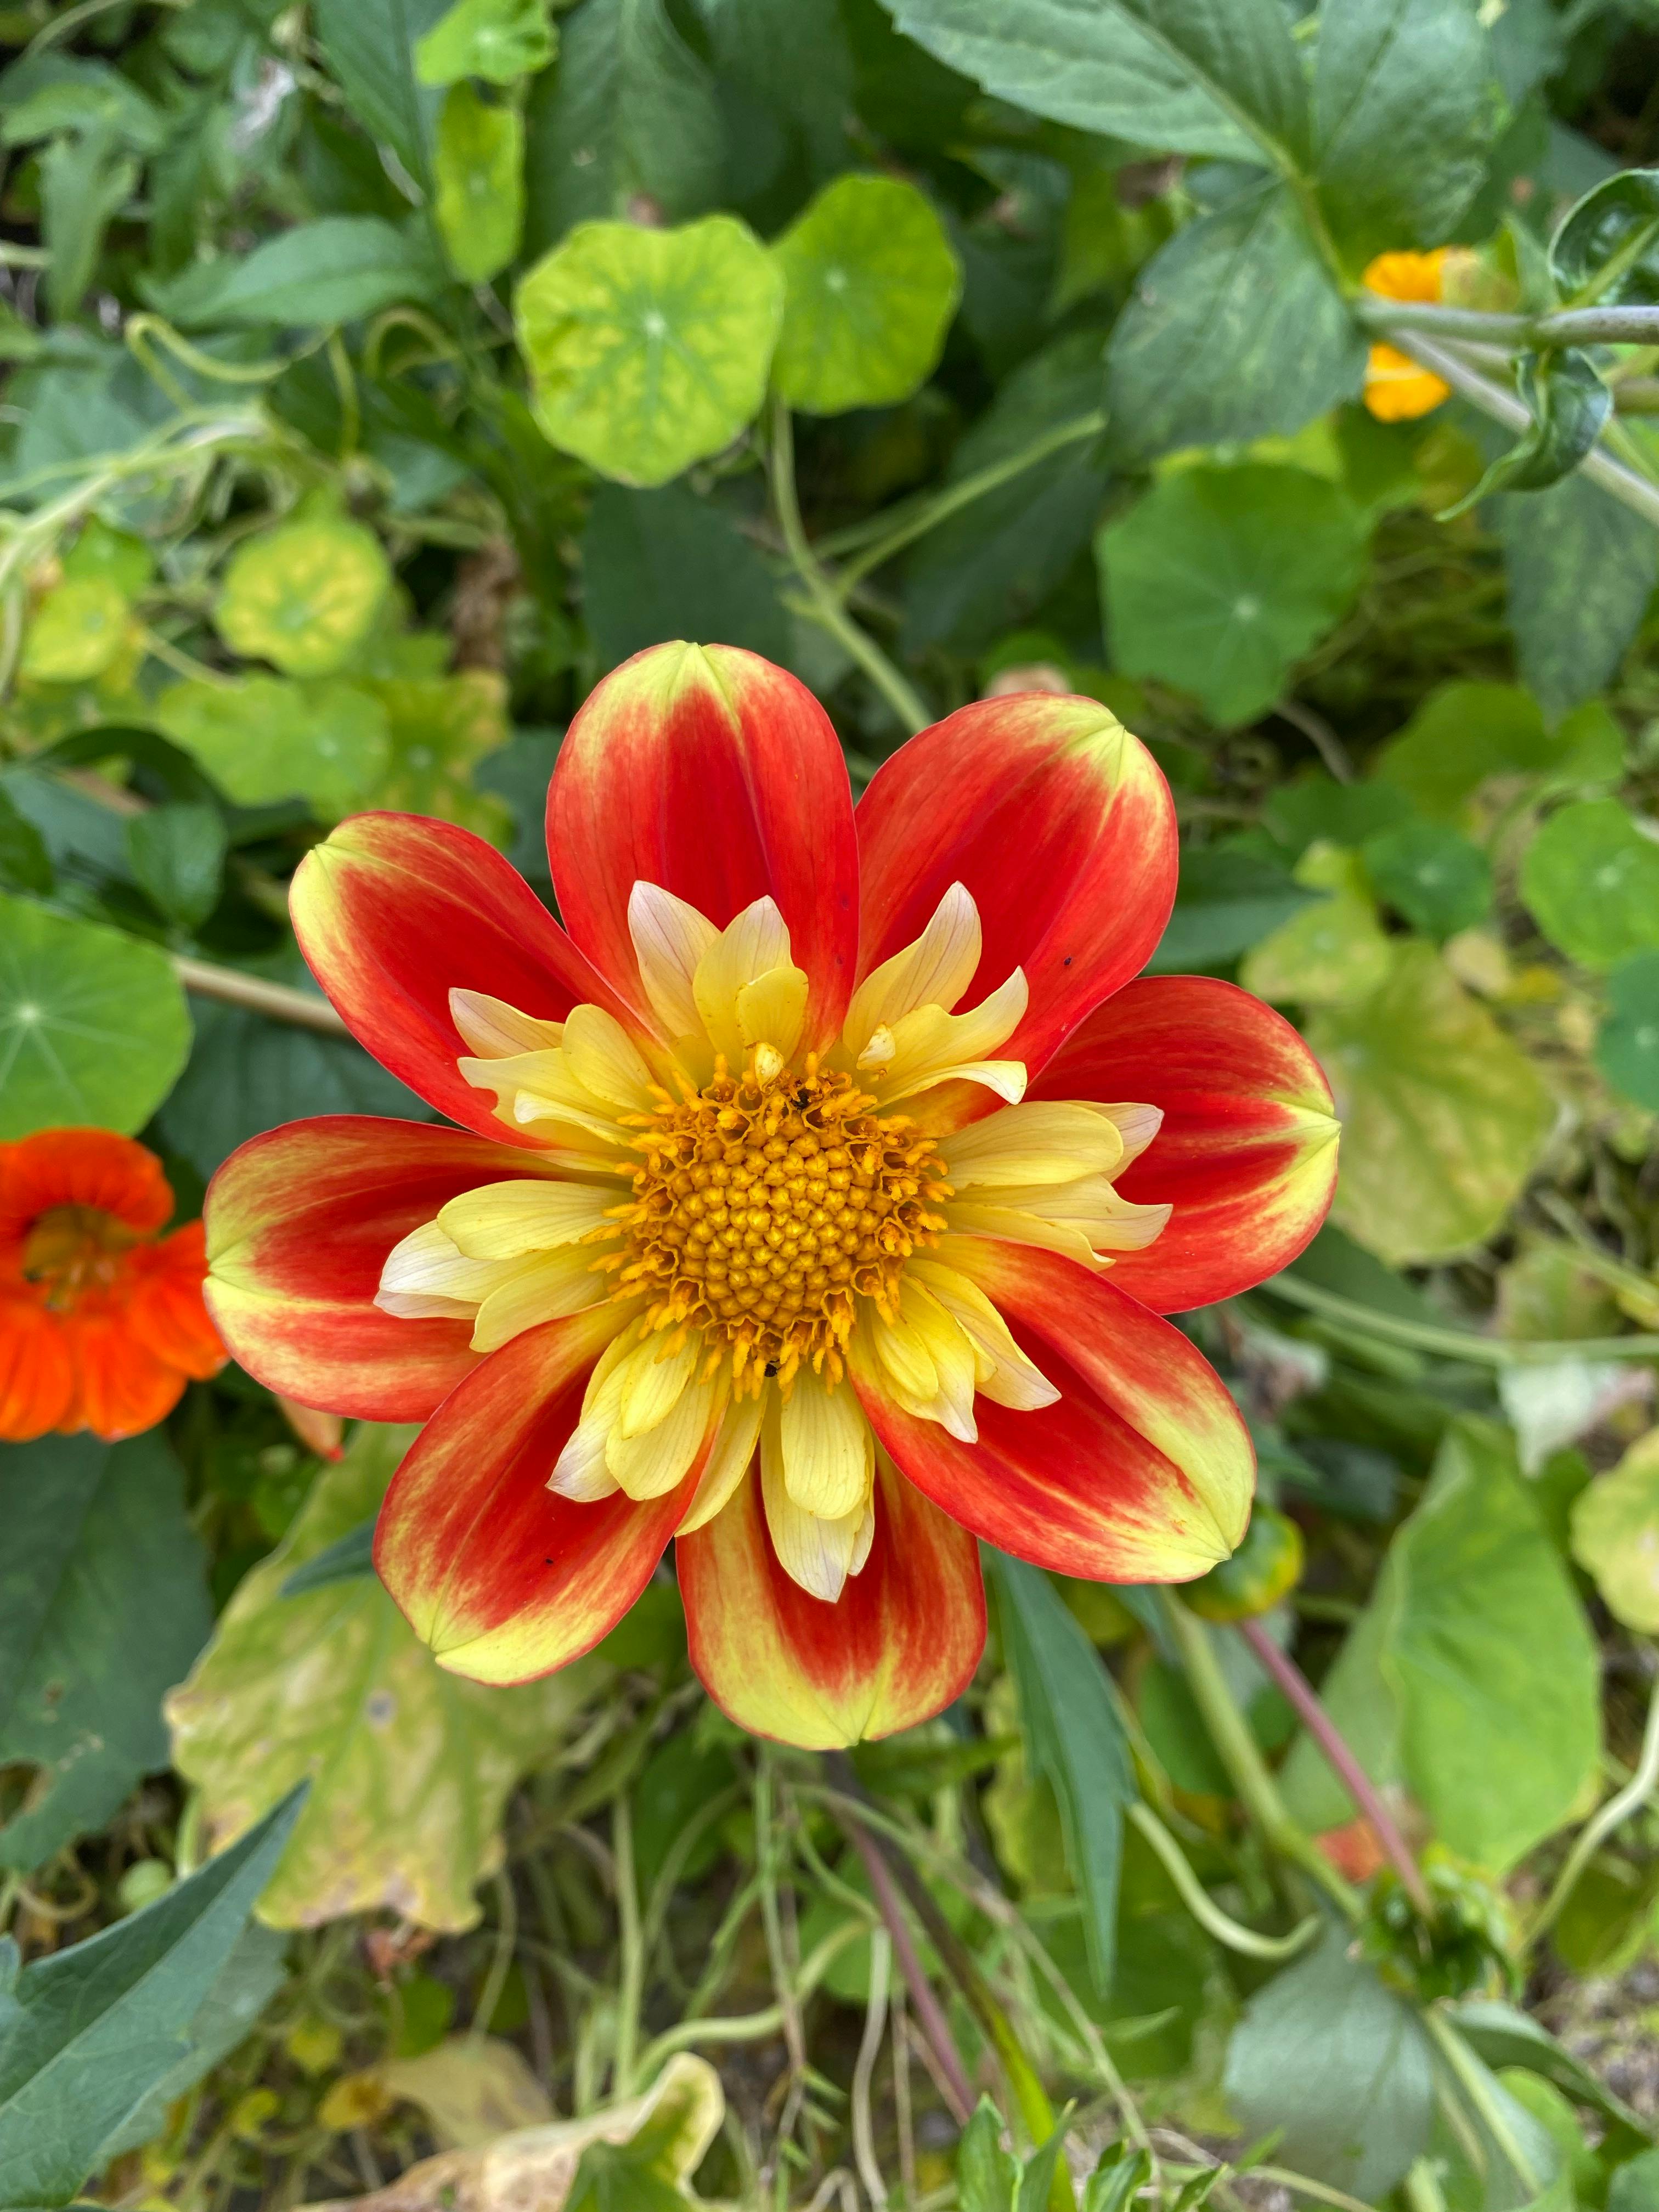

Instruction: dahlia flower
[205,645,1338,1746]
[1,1126,225,1441]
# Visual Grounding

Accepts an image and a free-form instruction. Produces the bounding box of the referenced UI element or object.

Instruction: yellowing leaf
[381,2036,552,2148]
[216,512,391,678]
[1571,1427,1659,1633]
[1240,842,1393,1008]
[165,1426,607,1931]
[20,575,132,684]
[1310,940,1553,1265]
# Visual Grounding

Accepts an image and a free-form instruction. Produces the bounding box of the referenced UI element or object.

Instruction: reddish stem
[1237,1616,1435,1920]
[841,1813,975,2124]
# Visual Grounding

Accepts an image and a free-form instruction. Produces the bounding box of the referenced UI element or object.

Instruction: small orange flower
[1362,249,1452,422]
[0,1127,225,1442]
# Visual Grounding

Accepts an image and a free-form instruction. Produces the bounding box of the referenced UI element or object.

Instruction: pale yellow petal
[676,1391,765,1536]
[460,1048,628,1148]
[865,970,1029,1108]
[607,1372,719,1499]
[549,1334,633,1499]
[940,1201,1101,1270]
[693,896,792,1062]
[943,1101,1125,1189]
[375,1221,507,1318]
[778,1367,873,1519]
[617,1330,698,1438]
[1101,1101,1163,1170]
[760,1399,871,1602]
[869,1300,939,1403]
[438,1178,617,1259]
[910,1257,1060,1411]
[843,881,981,1058]
[629,880,718,1041]
[563,1003,657,1111]
[470,1245,610,1351]
[450,988,564,1059]
[736,963,809,1061]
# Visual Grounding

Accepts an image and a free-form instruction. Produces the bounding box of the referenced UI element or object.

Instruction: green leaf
[0,1431,212,1873]
[1104,182,1363,466]
[313,0,453,188]
[0,895,191,1139]
[1611,2151,1659,2212]
[878,0,1312,167]
[1362,820,1492,940]
[1451,1999,1652,2140]
[1520,798,1659,970]
[1571,1427,1659,1633]
[1265,767,1415,858]
[1085,2149,1154,2212]
[19,575,131,684]
[1097,464,1365,727]
[126,804,228,930]
[581,482,790,671]
[769,172,961,415]
[41,136,137,322]
[1444,348,1610,515]
[1373,679,1558,819]
[1596,948,1659,1111]
[1223,1925,1435,2198]
[1240,842,1395,1006]
[1014,2126,1071,2212]
[522,0,724,244]
[957,2096,1019,2212]
[416,0,556,84]
[216,514,391,678]
[156,998,428,1181]
[149,216,444,331]
[155,677,391,817]
[279,1516,376,1599]
[1147,842,1320,972]
[1550,166,1659,306]
[364,668,512,839]
[1309,940,1552,1263]
[989,1553,1133,1995]
[0,1788,302,2208]
[1280,1421,1601,1872]
[166,1426,610,1930]
[1494,472,1659,722]
[1313,0,1498,261]
[515,214,783,486]
[435,83,524,284]
[0,791,52,897]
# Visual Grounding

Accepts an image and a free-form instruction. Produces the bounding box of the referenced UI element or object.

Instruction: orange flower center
[21,1204,139,1310]
[607,1053,951,1392]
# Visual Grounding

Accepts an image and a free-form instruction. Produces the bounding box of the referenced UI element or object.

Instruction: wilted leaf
[215,511,391,679]
[1310,940,1552,1263]
[166,1426,608,1930]
[1571,1427,1659,1633]
[381,2035,553,2147]
[0,893,191,1139]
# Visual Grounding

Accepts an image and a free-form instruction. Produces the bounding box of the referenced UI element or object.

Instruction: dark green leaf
[279,1515,377,1599]
[126,805,228,930]
[878,0,1311,167]
[1443,349,1610,516]
[1085,2149,1153,2212]
[0,1787,304,2207]
[990,1552,1133,1994]
[580,483,789,670]
[147,216,445,330]
[1104,181,1363,466]
[0,1432,212,1873]
[0,792,52,896]
[957,2096,1019,2212]
[312,0,453,189]
[1550,166,1659,306]
[1596,949,1659,1111]
[41,137,137,321]
[1313,0,1499,261]
[1493,469,1659,721]
[1265,769,1415,857]
[1362,820,1492,939]
[1521,798,1659,970]
[1148,843,1320,970]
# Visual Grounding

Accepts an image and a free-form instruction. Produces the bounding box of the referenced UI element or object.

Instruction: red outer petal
[290,813,632,1144]
[60,1312,184,1441]
[853,1240,1253,1583]
[126,1222,227,1381]
[0,1301,75,1440]
[1032,975,1340,1312]
[204,1117,560,1420]
[855,695,1177,1077]
[547,644,860,1049]
[375,1311,679,1686]
[678,1457,985,1748]
[0,1126,173,1245]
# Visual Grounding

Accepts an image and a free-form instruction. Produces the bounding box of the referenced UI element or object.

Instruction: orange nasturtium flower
[1362,249,1453,422]
[204,645,1339,1748]
[0,1127,225,1441]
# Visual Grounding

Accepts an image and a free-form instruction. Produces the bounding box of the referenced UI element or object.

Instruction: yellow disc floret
[606,1050,951,1394]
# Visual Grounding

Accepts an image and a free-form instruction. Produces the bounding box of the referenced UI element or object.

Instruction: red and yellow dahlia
[205,645,1338,1747]
[0,1126,226,1441]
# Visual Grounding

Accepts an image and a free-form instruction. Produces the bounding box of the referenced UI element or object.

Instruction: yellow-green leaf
[1240,842,1393,1007]
[435,83,523,285]
[20,575,131,684]
[215,513,391,678]
[155,676,391,817]
[165,1426,607,1932]
[1571,1427,1659,1633]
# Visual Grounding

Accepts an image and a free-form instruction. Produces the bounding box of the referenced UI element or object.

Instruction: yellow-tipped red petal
[547,644,859,1052]
[678,1456,984,1747]
[290,812,633,1146]
[852,1238,1253,1583]
[374,1308,686,1686]
[1031,976,1339,1312]
[855,694,1177,1081]
[205,1118,557,1419]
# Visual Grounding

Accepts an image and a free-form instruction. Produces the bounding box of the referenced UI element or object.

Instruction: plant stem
[769,398,933,736]
[1361,297,1659,348]
[1127,1802,1321,1959]
[1159,1593,1361,1922]
[840,1809,975,2124]
[1262,1270,1659,1366]
[1236,1619,1431,1917]
[1527,1655,1659,1946]
[611,1795,642,2098]
[171,955,348,1036]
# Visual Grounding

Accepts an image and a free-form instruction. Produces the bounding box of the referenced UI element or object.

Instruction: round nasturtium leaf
[215,514,391,678]
[1362,820,1493,941]
[20,576,131,684]
[0,891,191,1138]
[1240,843,1393,1008]
[366,669,514,842]
[435,83,523,285]
[1519,797,1659,970]
[156,676,391,817]
[515,215,785,487]
[1595,947,1659,1110]
[769,173,962,416]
